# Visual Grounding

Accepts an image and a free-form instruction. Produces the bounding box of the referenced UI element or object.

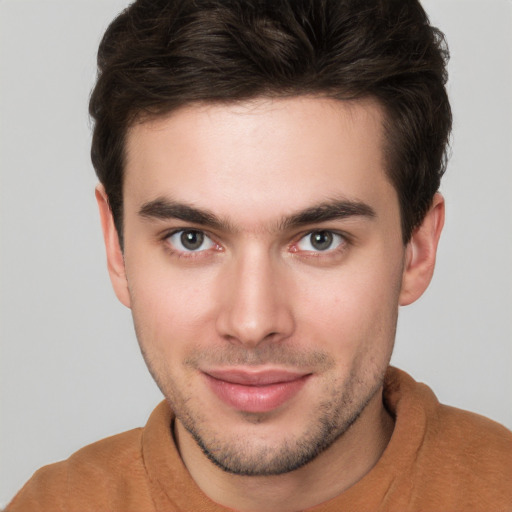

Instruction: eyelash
[289,230,350,261]
[161,229,222,259]
[160,228,351,260]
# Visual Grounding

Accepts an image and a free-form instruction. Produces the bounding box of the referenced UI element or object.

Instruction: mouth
[202,368,312,413]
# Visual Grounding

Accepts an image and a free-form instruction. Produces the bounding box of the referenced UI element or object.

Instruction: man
[6,0,512,510]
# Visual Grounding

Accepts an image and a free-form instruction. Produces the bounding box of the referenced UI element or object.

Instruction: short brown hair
[90,0,451,246]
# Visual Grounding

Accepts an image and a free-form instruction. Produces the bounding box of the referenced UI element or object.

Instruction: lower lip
[204,374,310,413]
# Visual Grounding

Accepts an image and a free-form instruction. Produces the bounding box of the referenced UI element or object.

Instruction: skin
[97,96,444,512]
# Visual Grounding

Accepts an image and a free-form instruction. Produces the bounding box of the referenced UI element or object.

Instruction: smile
[203,368,312,414]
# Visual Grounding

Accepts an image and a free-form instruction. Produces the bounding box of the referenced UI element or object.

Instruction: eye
[166,229,216,253]
[296,230,345,252]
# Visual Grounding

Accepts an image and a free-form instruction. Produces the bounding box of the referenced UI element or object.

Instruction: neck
[175,389,394,512]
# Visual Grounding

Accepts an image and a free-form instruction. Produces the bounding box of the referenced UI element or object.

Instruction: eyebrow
[281,200,376,229]
[138,199,232,231]
[138,197,376,232]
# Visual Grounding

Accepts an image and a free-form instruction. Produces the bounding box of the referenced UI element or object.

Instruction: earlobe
[95,184,131,308]
[399,193,445,306]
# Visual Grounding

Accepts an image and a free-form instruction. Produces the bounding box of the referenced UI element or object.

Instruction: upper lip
[203,368,311,386]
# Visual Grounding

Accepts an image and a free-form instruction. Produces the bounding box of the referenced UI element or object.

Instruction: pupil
[311,231,332,251]
[181,230,204,250]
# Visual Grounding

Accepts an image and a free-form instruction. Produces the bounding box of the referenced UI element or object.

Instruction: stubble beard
[181,373,383,476]
[143,344,389,477]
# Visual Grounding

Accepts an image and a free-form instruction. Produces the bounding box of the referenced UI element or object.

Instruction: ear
[399,193,445,306]
[95,184,131,308]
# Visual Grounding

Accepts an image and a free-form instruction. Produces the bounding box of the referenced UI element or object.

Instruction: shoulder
[419,405,512,509]
[383,368,512,509]
[432,403,512,469]
[6,428,152,511]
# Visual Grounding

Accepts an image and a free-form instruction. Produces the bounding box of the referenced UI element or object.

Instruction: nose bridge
[215,242,294,347]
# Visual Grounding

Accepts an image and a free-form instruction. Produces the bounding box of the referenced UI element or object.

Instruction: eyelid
[160,226,351,257]
[163,227,220,254]
[290,229,349,254]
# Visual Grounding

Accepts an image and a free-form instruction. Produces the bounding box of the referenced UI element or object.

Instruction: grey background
[1,0,511,506]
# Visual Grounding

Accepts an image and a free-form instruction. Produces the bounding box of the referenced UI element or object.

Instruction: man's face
[118,97,406,475]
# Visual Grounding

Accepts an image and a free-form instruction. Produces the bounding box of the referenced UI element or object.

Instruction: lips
[203,368,311,413]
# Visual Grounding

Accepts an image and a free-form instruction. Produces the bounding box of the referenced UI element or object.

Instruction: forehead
[123,96,397,228]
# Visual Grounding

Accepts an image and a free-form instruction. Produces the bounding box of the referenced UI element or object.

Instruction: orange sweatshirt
[6,368,512,511]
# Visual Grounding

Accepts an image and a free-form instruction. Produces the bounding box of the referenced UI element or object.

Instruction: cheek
[292,256,403,354]
[127,264,218,353]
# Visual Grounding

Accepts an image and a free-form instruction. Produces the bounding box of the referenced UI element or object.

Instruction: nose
[215,247,295,348]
